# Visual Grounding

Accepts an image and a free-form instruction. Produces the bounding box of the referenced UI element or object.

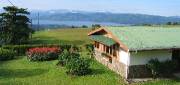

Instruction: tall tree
[0,6,33,45]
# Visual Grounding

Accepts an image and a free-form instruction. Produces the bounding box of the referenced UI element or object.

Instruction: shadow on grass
[30,39,85,45]
[0,69,48,78]
[14,56,24,60]
[0,57,24,67]
[172,77,180,83]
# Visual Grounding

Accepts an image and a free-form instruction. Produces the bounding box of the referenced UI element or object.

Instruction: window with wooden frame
[113,45,117,57]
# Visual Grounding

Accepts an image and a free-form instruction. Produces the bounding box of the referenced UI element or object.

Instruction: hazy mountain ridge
[1,9,180,25]
[29,10,180,25]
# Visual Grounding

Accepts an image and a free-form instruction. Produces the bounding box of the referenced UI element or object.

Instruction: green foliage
[58,50,70,66]
[27,49,59,61]
[166,22,172,25]
[85,44,94,53]
[0,28,119,83]
[58,51,79,66]
[0,57,122,85]
[166,22,180,25]
[2,44,79,56]
[27,53,58,61]
[147,58,177,78]
[58,50,91,76]
[69,45,81,53]
[0,48,16,61]
[82,25,88,28]
[147,59,161,78]
[0,6,33,45]
[65,57,91,76]
[85,44,94,58]
[92,24,101,30]
[0,32,12,45]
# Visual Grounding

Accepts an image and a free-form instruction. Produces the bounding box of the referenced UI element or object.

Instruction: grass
[31,28,91,45]
[0,28,180,85]
[0,28,124,85]
[0,57,123,85]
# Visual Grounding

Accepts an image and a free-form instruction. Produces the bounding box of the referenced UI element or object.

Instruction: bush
[0,48,16,61]
[146,59,161,78]
[147,58,177,78]
[69,45,81,53]
[66,57,91,76]
[85,44,94,58]
[2,44,80,56]
[58,50,79,66]
[58,50,70,66]
[27,47,61,61]
[58,50,91,76]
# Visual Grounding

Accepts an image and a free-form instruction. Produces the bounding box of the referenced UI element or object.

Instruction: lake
[32,20,128,26]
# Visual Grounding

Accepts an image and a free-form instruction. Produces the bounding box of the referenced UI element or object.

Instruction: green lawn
[0,57,123,85]
[31,28,91,45]
[0,28,180,85]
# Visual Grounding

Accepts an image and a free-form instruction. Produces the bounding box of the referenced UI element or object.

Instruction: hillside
[30,10,180,25]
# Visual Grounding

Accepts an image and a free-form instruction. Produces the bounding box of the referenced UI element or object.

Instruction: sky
[0,0,180,16]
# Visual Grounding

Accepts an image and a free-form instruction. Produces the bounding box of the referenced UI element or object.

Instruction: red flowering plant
[27,47,61,61]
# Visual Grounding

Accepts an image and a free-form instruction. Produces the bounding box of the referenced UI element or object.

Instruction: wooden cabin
[88,26,180,79]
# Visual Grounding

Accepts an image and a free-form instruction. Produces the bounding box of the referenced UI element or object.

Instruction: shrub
[69,45,81,53]
[0,48,16,61]
[2,44,80,56]
[27,47,61,61]
[66,57,91,76]
[58,50,80,66]
[85,44,94,58]
[58,50,91,76]
[147,58,177,78]
[146,59,161,78]
[58,50,70,66]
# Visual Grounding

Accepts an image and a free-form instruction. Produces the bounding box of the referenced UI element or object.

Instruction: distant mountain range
[1,9,180,25]
[29,10,180,25]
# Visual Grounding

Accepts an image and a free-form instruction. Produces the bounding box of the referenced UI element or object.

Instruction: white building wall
[119,48,130,65]
[130,50,172,65]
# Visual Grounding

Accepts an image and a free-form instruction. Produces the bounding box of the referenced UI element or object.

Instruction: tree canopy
[0,6,33,45]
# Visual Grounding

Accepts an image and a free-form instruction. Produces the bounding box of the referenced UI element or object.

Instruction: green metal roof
[105,26,180,51]
[90,35,116,46]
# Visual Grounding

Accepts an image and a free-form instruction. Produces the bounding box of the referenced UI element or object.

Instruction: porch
[94,43,127,78]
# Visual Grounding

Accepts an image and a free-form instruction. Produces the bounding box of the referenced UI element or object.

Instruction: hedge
[0,48,16,61]
[2,44,80,56]
[27,47,61,61]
